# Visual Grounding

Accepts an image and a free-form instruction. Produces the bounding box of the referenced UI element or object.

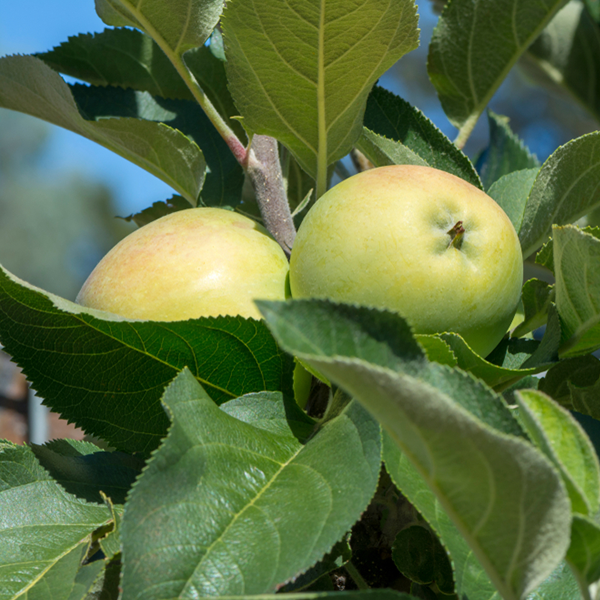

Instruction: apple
[76,207,290,321]
[289,165,523,357]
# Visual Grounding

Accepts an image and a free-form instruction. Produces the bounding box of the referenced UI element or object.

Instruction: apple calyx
[447,221,465,249]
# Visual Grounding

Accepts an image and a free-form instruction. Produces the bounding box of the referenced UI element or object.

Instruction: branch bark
[246,135,296,257]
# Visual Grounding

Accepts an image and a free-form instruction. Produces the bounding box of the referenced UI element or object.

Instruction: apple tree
[2,0,600,599]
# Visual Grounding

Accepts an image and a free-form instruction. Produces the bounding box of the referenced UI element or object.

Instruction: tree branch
[246,135,296,257]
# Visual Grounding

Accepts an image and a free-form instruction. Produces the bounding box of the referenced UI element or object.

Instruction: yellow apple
[76,207,289,321]
[289,165,523,357]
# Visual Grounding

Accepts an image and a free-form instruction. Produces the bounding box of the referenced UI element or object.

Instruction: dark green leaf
[0,443,111,600]
[360,86,481,188]
[122,195,192,227]
[428,0,567,145]
[31,439,144,505]
[71,84,244,207]
[0,55,206,205]
[476,112,540,190]
[0,263,294,455]
[519,132,600,258]
[488,168,540,234]
[121,369,381,598]
[259,299,571,600]
[566,514,600,586]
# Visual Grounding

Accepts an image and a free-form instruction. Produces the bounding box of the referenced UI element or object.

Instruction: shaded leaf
[476,111,540,190]
[222,0,419,188]
[516,389,600,516]
[258,299,571,600]
[488,168,540,234]
[552,225,600,356]
[0,263,294,455]
[0,443,111,600]
[511,279,554,339]
[31,439,144,505]
[122,195,192,227]
[519,132,600,259]
[71,84,244,206]
[357,128,428,170]
[121,369,381,598]
[524,560,580,599]
[566,514,600,587]
[528,1,600,123]
[0,55,206,204]
[428,0,567,144]
[360,86,482,188]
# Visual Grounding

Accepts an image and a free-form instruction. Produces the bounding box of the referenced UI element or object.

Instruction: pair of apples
[77,165,523,358]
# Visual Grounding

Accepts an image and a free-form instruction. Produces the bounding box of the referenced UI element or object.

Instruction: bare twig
[246,135,296,257]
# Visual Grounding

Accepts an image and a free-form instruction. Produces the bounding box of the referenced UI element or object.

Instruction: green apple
[76,207,289,321]
[289,165,523,357]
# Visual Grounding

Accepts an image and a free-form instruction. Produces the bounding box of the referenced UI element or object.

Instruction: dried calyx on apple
[289,165,523,358]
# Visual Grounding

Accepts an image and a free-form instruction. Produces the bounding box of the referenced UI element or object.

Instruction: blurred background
[0,0,597,442]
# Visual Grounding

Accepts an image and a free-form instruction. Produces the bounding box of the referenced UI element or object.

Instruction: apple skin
[76,207,289,321]
[289,165,523,357]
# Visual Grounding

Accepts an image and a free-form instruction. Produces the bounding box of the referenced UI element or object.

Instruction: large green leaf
[71,84,244,206]
[516,389,600,516]
[0,264,294,455]
[476,112,540,190]
[222,0,419,194]
[0,55,206,205]
[528,0,600,124]
[0,443,112,600]
[511,279,554,339]
[552,225,600,357]
[37,30,247,142]
[121,369,381,598]
[519,132,600,258]
[566,514,600,590]
[95,0,223,56]
[358,86,481,188]
[428,0,568,145]
[258,299,571,600]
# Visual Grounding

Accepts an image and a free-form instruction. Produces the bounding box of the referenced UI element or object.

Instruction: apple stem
[246,135,296,257]
[447,221,465,249]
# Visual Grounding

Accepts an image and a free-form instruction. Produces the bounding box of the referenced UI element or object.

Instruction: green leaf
[0,263,294,455]
[566,514,600,588]
[30,439,144,505]
[428,0,567,145]
[121,369,381,598]
[539,355,600,419]
[357,128,428,170]
[0,55,206,205]
[552,225,600,357]
[511,279,554,339]
[20,542,90,600]
[524,560,580,599]
[64,559,106,600]
[358,87,481,188]
[519,132,600,258]
[71,84,244,207]
[476,112,540,190]
[433,332,550,391]
[0,443,111,600]
[586,0,600,21]
[515,389,600,516]
[95,0,223,55]
[36,29,192,99]
[222,0,419,193]
[203,593,418,600]
[488,168,540,234]
[122,195,193,227]
[258,299,571,600]
[37,30,247,144]
[528,1,600,123]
